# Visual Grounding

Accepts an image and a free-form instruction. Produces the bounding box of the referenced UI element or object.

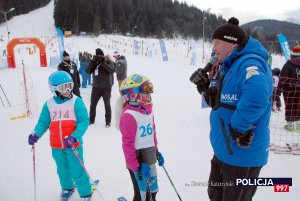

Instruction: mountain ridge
[242,19,300,42]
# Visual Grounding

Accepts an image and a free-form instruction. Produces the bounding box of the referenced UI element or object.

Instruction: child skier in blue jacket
[28,71,92,201]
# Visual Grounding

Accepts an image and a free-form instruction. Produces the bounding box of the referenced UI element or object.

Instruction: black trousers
[128,169,157,201]
[89,87,111,124]
[208,155,262,201]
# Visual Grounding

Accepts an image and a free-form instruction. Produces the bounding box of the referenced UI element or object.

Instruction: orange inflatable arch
[7,37,47,68]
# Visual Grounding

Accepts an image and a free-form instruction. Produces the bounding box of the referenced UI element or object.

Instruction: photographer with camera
[190,17,273,201]
[86,48,115,127]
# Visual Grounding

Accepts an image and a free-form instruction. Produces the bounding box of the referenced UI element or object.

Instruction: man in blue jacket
[191,17,272,201]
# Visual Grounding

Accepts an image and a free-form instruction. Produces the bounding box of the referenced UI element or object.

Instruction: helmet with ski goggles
[120,74,153,95]
[49,71,74,96]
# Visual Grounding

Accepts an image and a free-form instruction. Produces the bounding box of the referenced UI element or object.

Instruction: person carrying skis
[27,71,92,201]
[119,74,164,201]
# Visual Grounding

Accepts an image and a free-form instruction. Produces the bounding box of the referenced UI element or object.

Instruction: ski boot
[60,189,74,201]
[284,121,297,132]
[80,195,92,201]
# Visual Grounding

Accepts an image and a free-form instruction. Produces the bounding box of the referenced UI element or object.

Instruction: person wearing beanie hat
[112,50,128,89]
[278,44,300,131]
[290,44,300,58]
[58,50,81,97]
[191,17,273,201]
[86,48,116,127]
[63,50,70,57]
[212,17,246,44]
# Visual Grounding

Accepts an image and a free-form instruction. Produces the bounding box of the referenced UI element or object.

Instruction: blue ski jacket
[210,37,273,167]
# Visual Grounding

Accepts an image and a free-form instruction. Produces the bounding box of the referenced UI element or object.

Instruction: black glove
[228,124,255,148]
[190,68,210,94]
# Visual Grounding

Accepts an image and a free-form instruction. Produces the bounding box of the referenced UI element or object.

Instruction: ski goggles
[54,82,74,93]
[121,82,153,95]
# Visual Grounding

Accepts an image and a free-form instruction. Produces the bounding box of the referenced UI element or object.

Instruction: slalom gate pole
[71,147,105,201]
[31,145,37,201]
[162,165,183,201]
[22,60,30,117]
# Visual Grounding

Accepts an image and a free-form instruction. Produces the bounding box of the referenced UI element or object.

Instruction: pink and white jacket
[119,103,158,172]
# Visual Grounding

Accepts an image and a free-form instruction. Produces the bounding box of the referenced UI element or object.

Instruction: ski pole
[71,147,105,201]
[162,165,183,201]
[31,145,37,201]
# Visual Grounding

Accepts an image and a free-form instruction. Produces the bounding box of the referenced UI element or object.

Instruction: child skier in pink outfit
[119,74,164,201]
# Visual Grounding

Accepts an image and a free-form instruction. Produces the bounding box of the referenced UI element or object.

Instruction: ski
[92,179,100,191]
[62,180,99,201]
[88,179,100,201]
[271,143,300,155]
[117,197,128,201]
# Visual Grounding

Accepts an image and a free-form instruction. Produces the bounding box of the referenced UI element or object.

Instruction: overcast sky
[178,0,300,25]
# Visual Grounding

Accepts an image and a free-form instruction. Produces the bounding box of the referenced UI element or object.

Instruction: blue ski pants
[52,147,92,197]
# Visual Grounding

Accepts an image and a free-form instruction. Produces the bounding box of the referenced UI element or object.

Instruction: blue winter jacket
[79,60,91,79]
[210,37,273,167]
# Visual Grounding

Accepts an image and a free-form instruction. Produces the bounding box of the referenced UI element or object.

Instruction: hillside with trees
[0,0,51,23]
[242,20,300,53]
[53,0,226,39]
[2,0,299,54]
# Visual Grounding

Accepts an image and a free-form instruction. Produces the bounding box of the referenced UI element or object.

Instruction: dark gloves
[63,136,77,148]
[156,151,164,166]
[28,133,39,145]
[190,68,210,94]
[228,124,255,148]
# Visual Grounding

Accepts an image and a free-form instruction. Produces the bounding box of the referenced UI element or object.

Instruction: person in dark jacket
[278,45,300,131]
[58,51,81,97]
[190,17,272,201]
[113,50,128,88]
[79,54,91,88]
[271,68,282,112]
[86,48,115,127]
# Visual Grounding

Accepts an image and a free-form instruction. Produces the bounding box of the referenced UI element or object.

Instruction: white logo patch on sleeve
[246,66,259,79]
